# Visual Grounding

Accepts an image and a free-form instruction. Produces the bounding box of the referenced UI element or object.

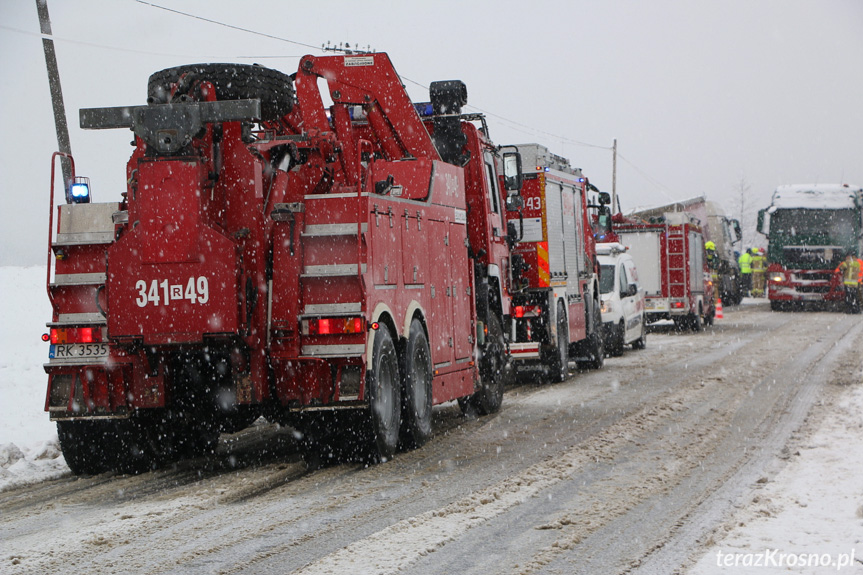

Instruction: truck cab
[757,184,863,310]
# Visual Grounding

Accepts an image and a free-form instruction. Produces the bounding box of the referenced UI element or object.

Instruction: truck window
[485,157,500,215]
[771,208,856,242]
[623,261,639,287]
[484,151,507,231]
[599,264,616,294]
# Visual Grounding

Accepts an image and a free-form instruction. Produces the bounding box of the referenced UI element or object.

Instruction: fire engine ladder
[666,225,686,300]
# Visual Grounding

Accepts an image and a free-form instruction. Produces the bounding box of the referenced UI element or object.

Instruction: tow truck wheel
[57,421,112,475]
[147,63,294,121]
[548,302,570,382]
[469,314,509,415]
[400,319,433,449]
[111,417,163,474]
[367,327,401,462]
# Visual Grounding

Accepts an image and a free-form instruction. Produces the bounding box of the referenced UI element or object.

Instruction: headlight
[769,273,784,283]
[600,301,610,314]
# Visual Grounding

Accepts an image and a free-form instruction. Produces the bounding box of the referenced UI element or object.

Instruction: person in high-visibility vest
[836,253,862,314]
[750,247,766,297]
[705,241,719,302]
[738,248,753,298]
[858,257,863,305]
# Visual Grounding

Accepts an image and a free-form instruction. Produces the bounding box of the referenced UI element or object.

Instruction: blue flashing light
[414,103,434,117]
[68,177,91,204]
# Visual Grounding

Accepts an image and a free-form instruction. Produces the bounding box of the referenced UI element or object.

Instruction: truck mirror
[505,192,523,211]
[507,219,522,248]
[598,191,611,206]
[503,152,522,192]
[731,218,743,241]
[756,211,766,235]
[598,206,612,234]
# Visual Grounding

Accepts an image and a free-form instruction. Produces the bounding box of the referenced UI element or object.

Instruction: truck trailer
[43,54,523,473]
[505,144,604,382]
[757,184,863,310]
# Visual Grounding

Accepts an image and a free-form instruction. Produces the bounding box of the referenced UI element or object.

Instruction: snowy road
[2,301,862,575]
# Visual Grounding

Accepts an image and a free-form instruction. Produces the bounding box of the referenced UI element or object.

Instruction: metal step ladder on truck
[505,144,605,382]
[612,212,715,330]
[43,54,524,474]
[757,184,863,311]
[626,197,743,305]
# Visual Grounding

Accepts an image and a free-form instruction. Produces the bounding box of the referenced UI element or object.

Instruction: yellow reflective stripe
[537,242,550,287]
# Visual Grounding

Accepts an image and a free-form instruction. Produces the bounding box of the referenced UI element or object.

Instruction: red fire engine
[44,54,522,473]
[505,144,605,382]
[612,212,715,330]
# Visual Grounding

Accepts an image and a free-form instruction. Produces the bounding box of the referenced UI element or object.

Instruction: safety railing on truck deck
[357,139,372,306]
[47,151,76,313]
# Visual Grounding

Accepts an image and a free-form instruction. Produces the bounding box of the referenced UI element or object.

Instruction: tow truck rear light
[671,301,685,309]
[49,327,103,344]
[303,317,365,336]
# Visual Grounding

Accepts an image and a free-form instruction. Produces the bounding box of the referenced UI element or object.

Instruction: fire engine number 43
[135,277,209,307]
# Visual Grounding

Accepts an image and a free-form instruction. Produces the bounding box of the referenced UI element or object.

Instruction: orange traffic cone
[715,298,724,319]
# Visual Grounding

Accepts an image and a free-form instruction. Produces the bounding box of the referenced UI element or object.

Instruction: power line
[616,152,679,202]
[0,24,301,59]
[399,76,611,151]
[134,1,320,51]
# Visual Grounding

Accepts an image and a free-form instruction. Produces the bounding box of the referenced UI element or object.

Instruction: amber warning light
[49,327,103,344]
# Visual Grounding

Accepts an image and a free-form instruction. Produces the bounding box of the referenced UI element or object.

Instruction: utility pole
[36,0,72,187]
[611,138,618,213]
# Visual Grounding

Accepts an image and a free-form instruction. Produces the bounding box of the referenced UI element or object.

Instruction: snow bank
[0,266,70,490]
[689,381,863,573]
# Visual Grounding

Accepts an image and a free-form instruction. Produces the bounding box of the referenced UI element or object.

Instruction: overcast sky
[2,0,861,265]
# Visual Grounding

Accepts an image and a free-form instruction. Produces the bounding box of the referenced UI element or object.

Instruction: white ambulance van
[597,243,647,355]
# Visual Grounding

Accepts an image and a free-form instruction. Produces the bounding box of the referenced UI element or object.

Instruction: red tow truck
[505,144,604,382]
[44,54,522,473]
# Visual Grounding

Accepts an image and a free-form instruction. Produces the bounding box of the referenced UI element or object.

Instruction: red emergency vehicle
[505,144,604,382]
[44,54,522,473]
[613,212,715,330]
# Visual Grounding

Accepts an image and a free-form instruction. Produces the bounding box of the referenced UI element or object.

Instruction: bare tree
[730,176,759,251]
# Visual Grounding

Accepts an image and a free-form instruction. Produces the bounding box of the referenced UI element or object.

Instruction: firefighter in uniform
[751,247,766,298]
[836,253,862,314]
[705,241,719,302]
[738,248,753,298]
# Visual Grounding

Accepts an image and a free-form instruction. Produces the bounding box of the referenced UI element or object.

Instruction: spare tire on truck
[147,63,294,122]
